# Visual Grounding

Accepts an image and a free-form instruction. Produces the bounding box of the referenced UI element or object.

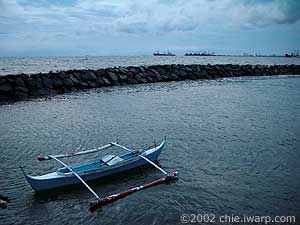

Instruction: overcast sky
[0,0,300,56]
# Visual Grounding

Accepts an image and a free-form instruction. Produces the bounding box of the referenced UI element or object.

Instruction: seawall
[1,64,300,103]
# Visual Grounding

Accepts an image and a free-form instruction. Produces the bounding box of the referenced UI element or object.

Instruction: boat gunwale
[25,140,165,180]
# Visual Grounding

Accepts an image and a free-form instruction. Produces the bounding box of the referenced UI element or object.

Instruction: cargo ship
[185,51,215,56]
[285,51,299,58]
[153,50,176,56]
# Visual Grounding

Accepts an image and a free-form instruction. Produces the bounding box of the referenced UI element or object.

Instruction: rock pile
[1,64,300,102]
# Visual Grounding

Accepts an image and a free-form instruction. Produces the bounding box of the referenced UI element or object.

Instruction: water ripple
[0,75,300,224]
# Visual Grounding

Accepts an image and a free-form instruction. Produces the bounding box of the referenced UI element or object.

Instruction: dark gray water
[0,75,300,224]
[1,56,300,76]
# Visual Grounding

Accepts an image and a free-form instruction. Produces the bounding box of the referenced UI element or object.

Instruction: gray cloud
[231,0,300,28]
[1,0,299,36]
[0,0,299,56]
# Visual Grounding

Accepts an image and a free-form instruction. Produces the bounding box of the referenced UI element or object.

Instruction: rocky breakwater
[1,64,300,103]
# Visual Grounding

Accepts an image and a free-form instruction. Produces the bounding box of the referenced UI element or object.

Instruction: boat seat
[101,154,124,166]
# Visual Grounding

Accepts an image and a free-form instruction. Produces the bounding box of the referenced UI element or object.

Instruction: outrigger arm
[38,143,113,161]
[35,141,177,212]
[110,142,169,176]
[90,142,178,212]
[48,155,101,201]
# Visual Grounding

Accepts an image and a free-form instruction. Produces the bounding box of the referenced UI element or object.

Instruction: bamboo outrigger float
[21,139,178,212]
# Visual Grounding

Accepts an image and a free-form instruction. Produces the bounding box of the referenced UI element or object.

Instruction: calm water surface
[0,75,300,224]
[1,56,300,76]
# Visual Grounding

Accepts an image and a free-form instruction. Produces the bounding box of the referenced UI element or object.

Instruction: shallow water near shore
[0,75,300,224]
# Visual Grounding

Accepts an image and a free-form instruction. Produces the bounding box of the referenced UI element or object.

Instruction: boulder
[66,70,76,75]
[118,67,129,74]
[148,69,162,81]
[15,86,29,93]
[106,71,119,83]
[42,78,54,89]
[0,83,13,96]
[68,75,80,86]
[79,81,89,88]
[57,71,67,79]
[85,71,97,80]
[6,77,16,84]
[26,78,38,88]
[149,69,160,77]
[148,66,167,75]
[87,80,97,88]
[160,74,170,81]
[15,91,29,100]
[0,96,12,102]
[15,78,25,87]
[118,74,128,81]
[96,69,106,77]
[106,68,115,73]
[155,67,167,75]
[36,78,44,89]
[49,89,58,96]
[179,70,188,79]
[141,72,154,82]
[186,71,198,80]
[99,77,110,86]
[56,87,67,94]
[134,74,141,81]
[126,78,138,84]
[168,73,179,81]
[171,68,182,78]
[196,70,209,79]
[72,72,82,80]
[28,90,40,97]
[135,74,147,83]
[139,66,147,73]
[131,66,142,73]
[63,78,74,88]
[96,77,105,86]
[0,78,7,85]
[128,67,138,74]
[53,79,64,88]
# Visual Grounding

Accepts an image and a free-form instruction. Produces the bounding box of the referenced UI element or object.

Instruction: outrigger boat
[21,140,178,211]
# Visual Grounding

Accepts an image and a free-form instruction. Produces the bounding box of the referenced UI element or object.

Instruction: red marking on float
[89,171,178,212]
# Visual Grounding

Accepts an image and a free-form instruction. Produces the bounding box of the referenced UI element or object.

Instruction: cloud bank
[0,0,299,55]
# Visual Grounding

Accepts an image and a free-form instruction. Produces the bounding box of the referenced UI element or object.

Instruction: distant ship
[185,51,215,56]
[153,50,176,56]
[285,51,299,58]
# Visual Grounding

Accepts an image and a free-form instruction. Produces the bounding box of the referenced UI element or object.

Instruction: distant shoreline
[0,54,295,58]
[1,63,300,103]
